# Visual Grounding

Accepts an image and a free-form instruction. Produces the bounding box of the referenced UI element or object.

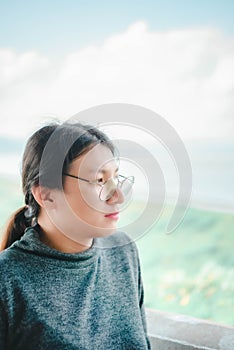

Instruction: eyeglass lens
[100,177,134,201]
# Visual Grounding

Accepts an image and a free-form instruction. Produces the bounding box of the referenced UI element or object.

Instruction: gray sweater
[0,226,151,349]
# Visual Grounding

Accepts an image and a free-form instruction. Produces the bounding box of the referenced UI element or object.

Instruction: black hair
[0,121,115,250]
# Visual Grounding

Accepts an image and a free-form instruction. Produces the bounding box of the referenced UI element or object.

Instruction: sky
[0,0,234,140]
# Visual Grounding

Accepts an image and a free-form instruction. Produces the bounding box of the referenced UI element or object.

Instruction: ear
[31,185,56,209]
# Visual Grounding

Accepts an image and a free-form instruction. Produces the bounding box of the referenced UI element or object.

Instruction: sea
[0,136,233,214]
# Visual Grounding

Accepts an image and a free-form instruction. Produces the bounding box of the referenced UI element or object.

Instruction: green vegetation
[1,176,234,326]
[128,203,234,326]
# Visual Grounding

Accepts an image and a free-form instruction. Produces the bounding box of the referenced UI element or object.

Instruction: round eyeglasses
[63,173,134,201]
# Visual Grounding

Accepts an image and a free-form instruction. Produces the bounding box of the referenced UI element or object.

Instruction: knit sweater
[0,226,151,350]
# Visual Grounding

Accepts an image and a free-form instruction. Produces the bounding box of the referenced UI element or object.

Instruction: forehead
[70,144,118,175]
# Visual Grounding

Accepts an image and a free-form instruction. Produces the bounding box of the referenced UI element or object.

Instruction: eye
[96,177,105,184]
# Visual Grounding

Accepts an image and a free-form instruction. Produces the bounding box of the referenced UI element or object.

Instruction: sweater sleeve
[137,255,151,349]
[0,253,10,349]
[0,295,8,349]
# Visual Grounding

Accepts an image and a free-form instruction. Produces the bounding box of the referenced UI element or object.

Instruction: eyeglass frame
[63,172,134,201]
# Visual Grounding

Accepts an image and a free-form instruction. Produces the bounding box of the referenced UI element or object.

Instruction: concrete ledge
[146,309,234,350]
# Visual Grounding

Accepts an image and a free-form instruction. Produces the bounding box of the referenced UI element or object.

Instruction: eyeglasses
[63,173,134,201]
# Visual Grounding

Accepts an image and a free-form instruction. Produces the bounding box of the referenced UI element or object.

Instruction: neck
[37,214,93,254]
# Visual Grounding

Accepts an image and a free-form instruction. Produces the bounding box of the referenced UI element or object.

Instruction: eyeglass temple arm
[63,173,92,184]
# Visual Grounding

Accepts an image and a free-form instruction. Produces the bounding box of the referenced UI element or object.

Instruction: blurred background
[0,0,233,325]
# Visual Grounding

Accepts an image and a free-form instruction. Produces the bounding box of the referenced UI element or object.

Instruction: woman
[0,121,151,349]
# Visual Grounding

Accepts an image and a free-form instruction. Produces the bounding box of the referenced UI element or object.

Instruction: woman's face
[49,144,125,242]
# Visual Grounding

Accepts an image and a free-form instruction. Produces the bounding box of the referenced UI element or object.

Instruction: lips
[104,212,119,220]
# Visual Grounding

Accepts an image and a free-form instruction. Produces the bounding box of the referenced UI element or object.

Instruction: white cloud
[0,49,49,87]
[0,21,233,139]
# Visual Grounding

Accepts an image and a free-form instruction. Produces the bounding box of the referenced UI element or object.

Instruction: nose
[106,187,125,204]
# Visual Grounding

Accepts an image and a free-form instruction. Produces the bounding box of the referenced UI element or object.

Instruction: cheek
[78,186,107,214]
[65,190,102,221]
[63,183,109,223]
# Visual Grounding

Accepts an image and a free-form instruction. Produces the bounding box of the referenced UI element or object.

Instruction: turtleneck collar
[10,225,99,268]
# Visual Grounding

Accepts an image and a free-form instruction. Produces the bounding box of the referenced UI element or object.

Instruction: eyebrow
[93,167,119,174]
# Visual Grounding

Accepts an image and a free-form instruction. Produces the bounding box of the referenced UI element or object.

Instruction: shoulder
[0,247,24,282]
[0,248,17,266]
[0,249,15,294]
[95,231,138,253]
[95,231,140,268]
